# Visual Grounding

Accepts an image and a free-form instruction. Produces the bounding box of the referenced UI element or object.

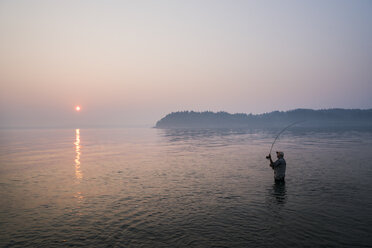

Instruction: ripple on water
[1,128,372,247]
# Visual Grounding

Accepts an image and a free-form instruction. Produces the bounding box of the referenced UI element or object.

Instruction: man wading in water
[267,151,286,183]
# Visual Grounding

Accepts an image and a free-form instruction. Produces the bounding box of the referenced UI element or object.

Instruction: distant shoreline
[155,109,372,129]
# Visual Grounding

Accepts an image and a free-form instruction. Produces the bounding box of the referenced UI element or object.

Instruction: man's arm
[268,154,274,168]
[271,159,281,168]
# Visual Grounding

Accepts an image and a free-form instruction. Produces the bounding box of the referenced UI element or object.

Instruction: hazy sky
[1,0,371,127]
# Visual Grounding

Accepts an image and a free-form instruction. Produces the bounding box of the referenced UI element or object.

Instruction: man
[267,151,286,183]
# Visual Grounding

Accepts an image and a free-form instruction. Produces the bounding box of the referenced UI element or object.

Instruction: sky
[0,0,371,127]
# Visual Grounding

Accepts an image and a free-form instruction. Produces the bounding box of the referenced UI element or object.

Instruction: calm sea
[1,127,372,247]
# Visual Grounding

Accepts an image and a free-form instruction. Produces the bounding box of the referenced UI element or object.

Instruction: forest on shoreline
[155,109,372,128]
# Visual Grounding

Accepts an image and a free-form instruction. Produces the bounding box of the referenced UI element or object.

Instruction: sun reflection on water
[74,129,82,180]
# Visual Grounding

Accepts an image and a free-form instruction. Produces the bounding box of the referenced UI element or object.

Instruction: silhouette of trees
[155,109,372,128]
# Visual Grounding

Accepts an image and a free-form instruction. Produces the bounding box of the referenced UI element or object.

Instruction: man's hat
[276,151,284,157]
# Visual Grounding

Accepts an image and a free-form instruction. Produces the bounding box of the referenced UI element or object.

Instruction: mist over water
[1,127,372,247]
[1,1,371,246]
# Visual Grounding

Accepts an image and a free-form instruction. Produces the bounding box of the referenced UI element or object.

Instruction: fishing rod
[265,120,305,159]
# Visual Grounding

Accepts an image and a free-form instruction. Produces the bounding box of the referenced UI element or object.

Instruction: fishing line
[266,120,305,158]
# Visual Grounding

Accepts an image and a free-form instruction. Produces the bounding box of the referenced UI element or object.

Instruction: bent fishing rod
[266,120,305,159]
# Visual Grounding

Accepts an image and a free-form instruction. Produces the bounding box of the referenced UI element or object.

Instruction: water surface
[1,127,372,247]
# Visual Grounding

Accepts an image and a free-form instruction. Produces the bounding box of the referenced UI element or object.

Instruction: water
[1,127,372,247]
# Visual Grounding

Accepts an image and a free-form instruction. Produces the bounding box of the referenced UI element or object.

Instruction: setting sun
[75,106,81,112]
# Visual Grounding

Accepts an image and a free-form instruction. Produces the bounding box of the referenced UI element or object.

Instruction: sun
[75,106,81,112]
